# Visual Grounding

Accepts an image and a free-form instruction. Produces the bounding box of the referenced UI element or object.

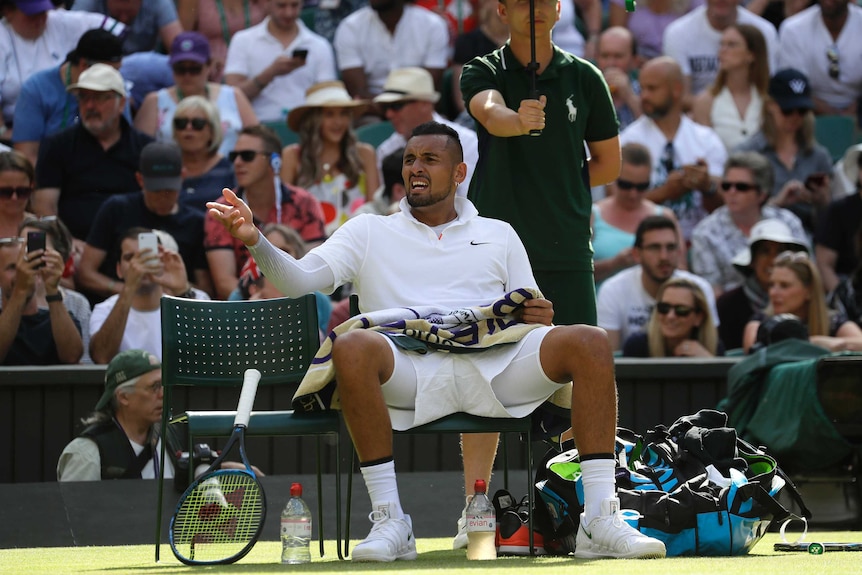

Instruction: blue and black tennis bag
[534,409,810,556]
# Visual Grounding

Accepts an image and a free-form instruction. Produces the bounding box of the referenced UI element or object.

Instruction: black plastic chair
[154,295,344,561]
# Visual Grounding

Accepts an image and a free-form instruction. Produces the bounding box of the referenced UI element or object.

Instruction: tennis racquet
[169,369,266,565]
[774,541,862,553]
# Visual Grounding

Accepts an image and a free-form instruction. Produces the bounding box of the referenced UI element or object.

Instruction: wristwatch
[46,292,63,303]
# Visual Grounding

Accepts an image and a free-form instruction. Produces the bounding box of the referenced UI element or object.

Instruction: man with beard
[777,0,862,117]
[620,57,727,244]
[88,227,209,364]
[333,0,449,103]
[225,0,336,124]
[207,121,666,562]
[0,236,83,365]
[31,64,153,243]
[597,215,718,351]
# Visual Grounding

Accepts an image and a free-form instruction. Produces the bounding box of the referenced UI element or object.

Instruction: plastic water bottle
[281,482,312,564]
[466,479,497,560]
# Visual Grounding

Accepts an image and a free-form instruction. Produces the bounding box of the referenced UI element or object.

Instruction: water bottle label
[466,514,496,532]
[281,519,312,538]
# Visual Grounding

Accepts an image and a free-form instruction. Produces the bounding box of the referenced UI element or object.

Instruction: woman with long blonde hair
[623,277,722,357]
[743,251,862,352]
[283,82,379,235]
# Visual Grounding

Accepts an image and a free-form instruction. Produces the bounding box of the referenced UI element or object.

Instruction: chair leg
[334,431,344,560]
[316,436,325,557]
[344,446,354,558]
[526,432,535,556]
[502,433,510,489]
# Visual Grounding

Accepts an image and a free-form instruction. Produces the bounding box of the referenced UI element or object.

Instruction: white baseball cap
[731,219,809,270]
[67,63,127,97]
[373,67,440,104]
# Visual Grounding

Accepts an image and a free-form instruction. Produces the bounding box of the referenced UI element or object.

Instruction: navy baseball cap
[769,68,813,112]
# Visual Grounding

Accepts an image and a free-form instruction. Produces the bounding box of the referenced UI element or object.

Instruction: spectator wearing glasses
[135,32,258,157]
[591,142,683,286]
[0,150,35,239]
[31,64,153,244]
[374,68,479,194]
[597,215,718,351]
[691,151,806,296]
[776,0,862,118]
[622,277,723,357]
[742,250,862,352]
[735,69,833,235]
[173,96,237,216]
[11,28,124,168]
[203,125,326,299]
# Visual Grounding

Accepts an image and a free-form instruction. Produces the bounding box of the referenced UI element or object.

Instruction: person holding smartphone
[0,232,84,366]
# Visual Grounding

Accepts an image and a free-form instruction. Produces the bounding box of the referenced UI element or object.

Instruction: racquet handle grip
[235,369,261,428]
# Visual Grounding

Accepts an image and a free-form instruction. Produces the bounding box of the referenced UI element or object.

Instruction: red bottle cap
[290,482,303,497]
[473,479,487,494]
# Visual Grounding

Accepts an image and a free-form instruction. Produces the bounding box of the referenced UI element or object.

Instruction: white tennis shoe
[352,503,418,562]
[452,507,468,549]
[574,497,666,559]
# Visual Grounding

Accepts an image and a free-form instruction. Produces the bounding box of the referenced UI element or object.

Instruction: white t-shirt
[310,196,537,312]
[89,289,210,360]
[0,10,124,120]
[57,436,174,481]
[597,265,719,347]
[778,5,862,110]
[619,115,728,240]
[375,112,478,196]
[663,6,778,95]
[333,5,449,96]
[224,18,337,123]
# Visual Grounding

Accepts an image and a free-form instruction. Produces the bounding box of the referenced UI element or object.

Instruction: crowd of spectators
[2,0,862,371]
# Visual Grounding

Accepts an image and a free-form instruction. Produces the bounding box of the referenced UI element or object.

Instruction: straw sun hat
[286,81,369,131]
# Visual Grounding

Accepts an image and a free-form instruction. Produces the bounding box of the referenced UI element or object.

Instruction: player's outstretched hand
[207,188,259,247]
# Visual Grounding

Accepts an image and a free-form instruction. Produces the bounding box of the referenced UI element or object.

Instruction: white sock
[580,458,616,525]
[360,460,404,519]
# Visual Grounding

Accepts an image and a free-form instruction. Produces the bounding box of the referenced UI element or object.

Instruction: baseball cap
[67,28,123,64]
[13,0,54,16]
[287,81,369,131]
[373,67,441,105]
[139,142,183,192]
[841,143,862,187]
[67,63,127,97]
[731,219,809,270]
[96,350,161,410]
[768,68,813,112]
[169,32,210,65]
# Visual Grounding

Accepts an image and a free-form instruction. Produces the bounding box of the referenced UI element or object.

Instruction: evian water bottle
[465,479,497,560]
[281,482,312,564]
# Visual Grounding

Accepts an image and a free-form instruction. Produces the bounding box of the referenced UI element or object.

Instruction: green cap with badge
[95,350,161,410]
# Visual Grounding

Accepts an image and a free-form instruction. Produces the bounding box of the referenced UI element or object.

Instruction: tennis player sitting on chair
[207,121,666,562]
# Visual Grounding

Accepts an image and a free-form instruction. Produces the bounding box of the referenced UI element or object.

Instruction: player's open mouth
[410,180,429,190]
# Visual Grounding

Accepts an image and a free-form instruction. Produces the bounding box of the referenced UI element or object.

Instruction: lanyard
[216,0,251,49]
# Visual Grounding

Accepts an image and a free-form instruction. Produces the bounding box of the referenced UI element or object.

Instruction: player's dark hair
[410,121,463,163]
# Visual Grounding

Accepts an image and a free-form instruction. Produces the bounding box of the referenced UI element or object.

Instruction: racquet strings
[171,472,264,562]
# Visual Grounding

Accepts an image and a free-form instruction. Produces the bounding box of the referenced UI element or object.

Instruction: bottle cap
[290,482,303,497]
[473,479,487,494]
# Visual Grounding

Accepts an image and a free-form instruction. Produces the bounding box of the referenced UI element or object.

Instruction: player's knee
[331,330,386,366]
[557,324,612,356]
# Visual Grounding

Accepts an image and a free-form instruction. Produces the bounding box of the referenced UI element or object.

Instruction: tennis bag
[534,409,810,556]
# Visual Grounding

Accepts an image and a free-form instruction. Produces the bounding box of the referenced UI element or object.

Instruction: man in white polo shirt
[598,215,718,351]
[224,0,336,123]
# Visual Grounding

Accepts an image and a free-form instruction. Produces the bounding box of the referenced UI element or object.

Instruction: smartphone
[137,232,159,255]
[292,48,308,60]
[27,230,46,268]
[804,172,827,189]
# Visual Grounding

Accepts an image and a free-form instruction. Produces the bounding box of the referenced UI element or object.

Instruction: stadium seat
[264,120,300,147]
[339,295,563,557]
[154,295,344,561]
[355,121,395,148]
[814,115,856,163]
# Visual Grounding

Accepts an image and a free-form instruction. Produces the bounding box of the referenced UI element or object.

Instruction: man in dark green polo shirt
[461,0,620,328]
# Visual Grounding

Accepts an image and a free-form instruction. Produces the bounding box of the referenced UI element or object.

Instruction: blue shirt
[11,65,78,144]
[72,0,179,54]
[119,52,173,112]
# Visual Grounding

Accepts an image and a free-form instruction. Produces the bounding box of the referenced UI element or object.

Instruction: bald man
[597,27,641,130]
[619,57,727,242]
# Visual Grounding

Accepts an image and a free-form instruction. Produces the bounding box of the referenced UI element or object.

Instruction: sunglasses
[720,181,759,192]
[775,250,810,264]
[656,302,695,317]
[780,107,809,116]
[172,64,204,76]
[173,117,209,131]
[0,186,33,199]
[616,179,650,191]
[827,48,839,80]
[0,237,24,247]
[228,150,267,163]
[382,100,413,113]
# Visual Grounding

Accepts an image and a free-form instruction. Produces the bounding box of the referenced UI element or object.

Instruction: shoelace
[363,510,409,549]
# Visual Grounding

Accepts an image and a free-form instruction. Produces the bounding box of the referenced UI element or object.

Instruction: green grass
[1,532,860,575]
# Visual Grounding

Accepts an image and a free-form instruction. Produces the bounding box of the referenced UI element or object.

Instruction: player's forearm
[248,234,335,298]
